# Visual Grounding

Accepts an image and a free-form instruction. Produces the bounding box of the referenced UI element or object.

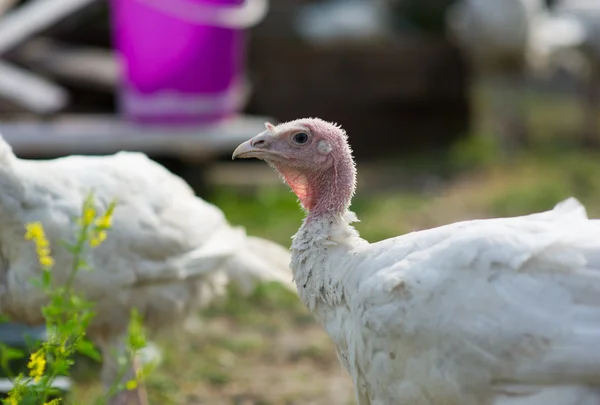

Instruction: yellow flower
[44,399,61,405]
[27,350,46,383]
[37,246,50,257]
[82,207,96,226]
[89,231,107,248]
[95,214,112,229]
[125,380,138,390]
[25,222,54,270]
[25,222,44,241]
[39,255,55,267]
[36,237,49,248]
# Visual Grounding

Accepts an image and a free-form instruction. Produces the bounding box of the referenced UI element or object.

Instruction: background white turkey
[530,0,600,145]
[0,134,295,405]
[446,0,549,149]
[233,118,600,405]
[447,0,600,148]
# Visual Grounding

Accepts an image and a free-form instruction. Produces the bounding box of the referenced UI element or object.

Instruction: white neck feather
[290,210,364,310]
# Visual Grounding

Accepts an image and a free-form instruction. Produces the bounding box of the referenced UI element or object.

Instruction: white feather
[292,198,600,405]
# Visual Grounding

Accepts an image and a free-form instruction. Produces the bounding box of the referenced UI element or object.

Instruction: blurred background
[1,0,600,403]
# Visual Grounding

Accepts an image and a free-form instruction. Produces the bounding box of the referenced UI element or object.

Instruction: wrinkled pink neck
[306,169,354,220]
[276,154,356,220]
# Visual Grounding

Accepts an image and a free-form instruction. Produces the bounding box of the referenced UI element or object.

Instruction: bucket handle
[135,0,269,29]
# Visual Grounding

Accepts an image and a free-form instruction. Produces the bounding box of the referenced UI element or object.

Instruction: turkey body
[233,118,600,405]
[0,139,294,404]
[293,201,600,405]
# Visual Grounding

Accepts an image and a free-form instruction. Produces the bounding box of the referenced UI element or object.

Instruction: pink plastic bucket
[110,0,268,125]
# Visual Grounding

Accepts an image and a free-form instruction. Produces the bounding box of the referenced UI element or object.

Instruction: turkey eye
[293,132,309,144]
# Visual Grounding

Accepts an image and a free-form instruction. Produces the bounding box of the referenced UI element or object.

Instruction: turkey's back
[0,151,240,334]
[334,199,600,405]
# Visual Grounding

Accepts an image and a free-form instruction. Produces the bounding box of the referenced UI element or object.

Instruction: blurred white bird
[0,136,295,405]
[234,118,600,405]
[294,0,389,43]
[449,0,600,147]
[447,0,549,149]
[529,0,600,145]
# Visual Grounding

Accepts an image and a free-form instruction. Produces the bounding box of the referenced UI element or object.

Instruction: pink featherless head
[233,118,356,217]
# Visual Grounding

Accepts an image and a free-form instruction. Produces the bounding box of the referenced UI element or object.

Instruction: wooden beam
[0,60,68,113]
[0,0,98,55]
[12,38,117,91]
[0,114,273,159]
[135,0,268,29]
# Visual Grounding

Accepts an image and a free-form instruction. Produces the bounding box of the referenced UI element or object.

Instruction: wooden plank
[12,38,117,91]
[0,0,99,55]
[0,114,272,159]
[0,60,68,113]
[135,0,269,29]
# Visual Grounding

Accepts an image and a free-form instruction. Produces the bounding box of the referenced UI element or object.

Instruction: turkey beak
[232,133,277,160]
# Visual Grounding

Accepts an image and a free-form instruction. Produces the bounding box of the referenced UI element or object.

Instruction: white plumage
[0,135,294,404]
[233,118,600,405]
[296,199,600,405]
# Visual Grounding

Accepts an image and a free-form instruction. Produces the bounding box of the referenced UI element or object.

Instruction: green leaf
[107,199,118,214]
[0,343,25,377]
[0,344,25,361]
[52,357,73,375]
[78,258,91,271]
[42,269,52,287]
[75,339,101,362]
[127,309,147,351]
[137,361,156,380]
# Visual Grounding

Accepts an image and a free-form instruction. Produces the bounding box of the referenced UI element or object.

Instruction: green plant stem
[41,222,90,404]
[64,223,90,293]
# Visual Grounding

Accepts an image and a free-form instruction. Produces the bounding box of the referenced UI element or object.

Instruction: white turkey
[446,0,550,149]
[530,0,600,145]
[233,118,600,405]
[0,135,295,405]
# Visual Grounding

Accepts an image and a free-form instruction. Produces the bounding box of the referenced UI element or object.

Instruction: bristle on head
[258,118,357,218]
